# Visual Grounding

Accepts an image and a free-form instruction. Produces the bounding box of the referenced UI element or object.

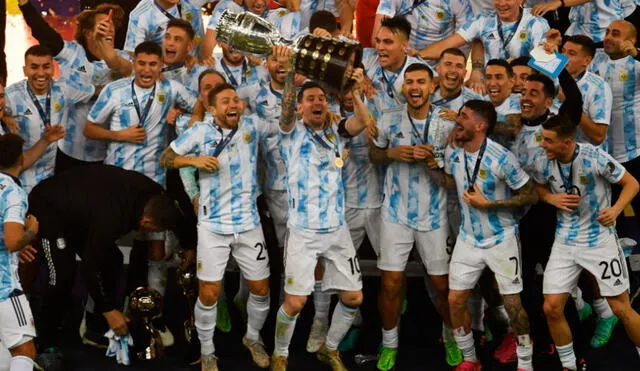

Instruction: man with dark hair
[22,164,191,368]
[510,56,534,94]
[309,10,339,35]
[363,16,431,112]
[425,99,538,371]
[4,45,93,193]
[0,133,39,371]
[485,59,521,149]
[533,113,640,370]
[432,48,485,113]
[370,62,458,369]
[18,0,131,172]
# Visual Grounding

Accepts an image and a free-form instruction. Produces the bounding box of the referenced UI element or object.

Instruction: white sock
[556,342,577,370]
[195,299,217,355]
[571,287,585,311]
[381,326,399,349]
[325,302,358,351]
[492,305,512,331]
[516,335,533,371]
[442,324,455,343]
[246,292,270,342]
[10,356,33,371]
[593,298,614,319]
[352,308,363,327]
[468,293,485,332]
[313,281,331,324]
[238,273,250,303]
[274,307,299,357]
[453,327,477,363]
[148,260,167,296]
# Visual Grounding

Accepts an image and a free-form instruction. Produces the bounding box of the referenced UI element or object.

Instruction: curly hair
[74,3,125,46]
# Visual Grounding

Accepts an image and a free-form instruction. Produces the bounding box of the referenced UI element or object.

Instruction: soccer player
[0,134,38,371]
[532,0,629,43]
[213,42,266,92]
[160,83,273,370]
[84,41,196,187]
[418,0,550,63]
[202,0,301,59]
[363,16,431,112]
[533,115,640,370]
[125,0,205,57]
[510,56,534,94]
[370,63,458,369]
[560,35,612,147]
[18,0,131,171]
[432,48,485,113]
[271,45,369,371]
[484,59,521,149]
[371,0,472,65]
[428,100,538,371]
[4,45,94,193]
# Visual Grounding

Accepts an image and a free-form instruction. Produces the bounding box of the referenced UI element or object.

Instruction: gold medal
[334,157,344,168]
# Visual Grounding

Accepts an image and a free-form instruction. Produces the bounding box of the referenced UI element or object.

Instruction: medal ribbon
[26,81,51,127]
[131,80,157,126]
[464,139,488,192]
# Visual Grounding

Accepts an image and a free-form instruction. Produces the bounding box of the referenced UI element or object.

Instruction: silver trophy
[216,10,362,93]
[176,268,198,344]
[128,287,165,360]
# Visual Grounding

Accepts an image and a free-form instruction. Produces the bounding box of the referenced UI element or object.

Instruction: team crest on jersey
[479,169,487,179]
[535,133,542,143]
[244,132,252,143]
[327,133,336,142]
[184,12,193,21]
[436,11,445,20]
[580,175,589,184]
[194,35,202,45]
[54,103,62,113]
[158,94,166,104]
[246,68,252,77]
[620,71,629,81]
[278,9,287,17]
[518,32,527,41]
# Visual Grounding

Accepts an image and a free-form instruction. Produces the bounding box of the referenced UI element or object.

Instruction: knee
[340,290,363,308]
[608,298,631,321]
[284,294,307,315]
[198,281,221,306]
[249,280,270,297]
[381,272,403,297]
[543,298,563,321]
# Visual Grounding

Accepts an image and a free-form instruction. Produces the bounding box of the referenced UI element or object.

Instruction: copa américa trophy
[215,10,362,93]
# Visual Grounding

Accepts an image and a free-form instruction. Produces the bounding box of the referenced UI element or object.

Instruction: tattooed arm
[159,147,219,171]
[485,179,538,210]
[275,45,297,133]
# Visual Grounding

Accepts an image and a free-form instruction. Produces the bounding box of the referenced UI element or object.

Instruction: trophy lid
[129,287,163,319]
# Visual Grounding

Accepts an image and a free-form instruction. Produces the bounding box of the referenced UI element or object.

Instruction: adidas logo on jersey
[614,279,623,287]
[77,65,87,73]
[512,277,520,284]
[488,33,496,40]
[24,109,33,115]
[453,156,460,163]
[394,132,404,138]
[549,175,557,183]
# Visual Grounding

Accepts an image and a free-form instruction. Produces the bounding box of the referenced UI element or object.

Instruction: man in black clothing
[21,165,194,367]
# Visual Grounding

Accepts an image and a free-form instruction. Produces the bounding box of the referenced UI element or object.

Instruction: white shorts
[265,189,289,248]
[543,236,630,297]
[284,225,363,296]
[196,225,270,282]
[378,217,450,275]
[449,233,523,295]
[345,207,381,255]
[0,294,36,349]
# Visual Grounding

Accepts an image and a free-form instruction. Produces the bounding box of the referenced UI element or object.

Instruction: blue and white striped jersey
[253,84,287,191]
[362,49,432,112]
[5,79,95,193]
[431,86,486,112]
[299,0,339,31]
[0,173,28,301]
[590,50,640,162]
[566,0,626,43]
[374,106,455,231]
[125,0,205,56]
[171,115,265,234]
[457,8,549,61]
[531,143,625,247]
[280,120,348,233]
[212,54,267,91]
[87,77,197,186]
[344,128,383,209]
[376,0,471,52]
[207,0,301,41]
[512,123,545,175]
[162,63,210,95]
[491,93,521,149]
[55,41,131,162]
[445,139,530,248]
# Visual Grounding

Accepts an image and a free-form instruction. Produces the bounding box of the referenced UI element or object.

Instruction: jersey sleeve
[61,77,96,105]
[529,17,550,46]
[171,81,198,113]
[124,13,146,52]
[87,85,116,125]
[2,190,27,225]
[589,79,612,125]
[376,0,399,17]
[529,150,549,184]
[372,114,390,148]
[54,41,81,70]
[457,15,485,43]
[501,150,531,190]
[171,123,202,156]
[595,148,626,184]
[453,0,473,31]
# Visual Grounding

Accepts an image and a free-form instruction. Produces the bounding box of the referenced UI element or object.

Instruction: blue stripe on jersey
[0,174,27,301]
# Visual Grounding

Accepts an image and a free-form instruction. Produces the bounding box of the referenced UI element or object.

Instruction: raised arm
[19,0,64,55]
[557,68,583,125]
[276,45,297,133]
[418,34,467,61]
[343,68,371,136]
[94,12,132,77]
